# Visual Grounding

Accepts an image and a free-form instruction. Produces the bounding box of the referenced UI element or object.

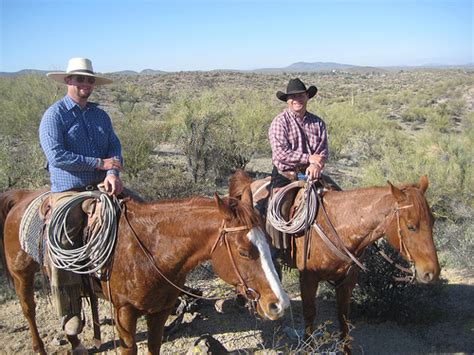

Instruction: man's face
[65,75,95,100]
[287,92,308,114]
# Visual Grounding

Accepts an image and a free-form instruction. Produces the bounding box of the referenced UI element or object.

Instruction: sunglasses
[71,75,96,84]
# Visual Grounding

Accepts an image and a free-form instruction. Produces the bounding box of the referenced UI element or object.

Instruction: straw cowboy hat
[276,78,317,102]
[47,58,113,85]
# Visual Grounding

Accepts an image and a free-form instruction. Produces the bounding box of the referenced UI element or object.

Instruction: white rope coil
[267,180,318,234]
[47,192,118,274]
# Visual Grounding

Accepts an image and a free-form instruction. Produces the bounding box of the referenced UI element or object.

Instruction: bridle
[314,195,417,286]
[211,221,261,308]
[122,203,260,306]
[373,203,416,283]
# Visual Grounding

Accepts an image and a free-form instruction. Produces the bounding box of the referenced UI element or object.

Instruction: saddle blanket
[19,191,50,265]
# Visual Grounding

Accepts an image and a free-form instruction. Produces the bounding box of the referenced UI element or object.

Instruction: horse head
[211,170,289,320]
[385,175,440,284]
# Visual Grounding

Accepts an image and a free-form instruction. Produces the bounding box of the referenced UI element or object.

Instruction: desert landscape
[1,68,473,353]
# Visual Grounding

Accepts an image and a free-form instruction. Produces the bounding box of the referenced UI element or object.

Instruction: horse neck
[323,186,397,252]
[125,198,223,275]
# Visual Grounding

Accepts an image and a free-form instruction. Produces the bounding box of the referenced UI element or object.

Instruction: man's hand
[103,174,123,196]
[308,154,325,167]
[97,158,122,171]
[305,163,322,181]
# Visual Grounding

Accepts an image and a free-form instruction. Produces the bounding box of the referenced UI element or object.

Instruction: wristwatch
[96,158,104,169]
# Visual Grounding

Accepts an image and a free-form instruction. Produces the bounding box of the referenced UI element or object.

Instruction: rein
[121,203,259,304]
[313,195,416,282]
[314,194,368,271]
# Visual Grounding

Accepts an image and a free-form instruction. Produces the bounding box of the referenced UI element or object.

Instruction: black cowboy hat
[276,78,318,102]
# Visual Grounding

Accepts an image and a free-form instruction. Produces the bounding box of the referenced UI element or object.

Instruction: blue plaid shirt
[39,95,122,192]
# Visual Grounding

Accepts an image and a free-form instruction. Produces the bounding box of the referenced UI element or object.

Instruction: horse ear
[418,175,429,194]
[388,180,405,202]
[241,185,253,206]
[214,192,232,220]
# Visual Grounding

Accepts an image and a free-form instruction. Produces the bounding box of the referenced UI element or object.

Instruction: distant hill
[253,61,381,73]
[287,61,358,71]
[0,69,49,77]
[139,69,167,75]
[1,62,472,78]
[109,70,139,76]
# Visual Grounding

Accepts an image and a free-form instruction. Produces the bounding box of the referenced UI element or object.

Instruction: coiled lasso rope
[47,191,118,274]
[267,180,318,234]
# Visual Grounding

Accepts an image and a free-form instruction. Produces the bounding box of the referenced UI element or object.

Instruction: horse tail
[0,190,20,286]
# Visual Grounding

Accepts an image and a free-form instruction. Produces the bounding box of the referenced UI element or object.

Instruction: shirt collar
[63,95,97,112]
[285,108,307,122]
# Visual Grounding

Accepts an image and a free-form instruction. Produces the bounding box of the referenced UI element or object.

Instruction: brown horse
[252,175,440,351]
[1,171,289,354]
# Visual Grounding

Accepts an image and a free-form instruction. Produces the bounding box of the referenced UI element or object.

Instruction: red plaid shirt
[269,109,328,172]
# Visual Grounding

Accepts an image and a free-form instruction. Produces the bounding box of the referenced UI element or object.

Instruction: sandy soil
[0,267,472,354]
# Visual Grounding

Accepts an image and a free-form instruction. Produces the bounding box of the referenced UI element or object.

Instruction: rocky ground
[0,267,472,354]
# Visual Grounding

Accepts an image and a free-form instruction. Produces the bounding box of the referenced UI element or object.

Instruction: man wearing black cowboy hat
[270,78,327,185]
[266,78,339,258]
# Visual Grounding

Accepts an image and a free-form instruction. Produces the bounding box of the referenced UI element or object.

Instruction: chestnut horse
[252,175,440,351]
[1,171,289,354]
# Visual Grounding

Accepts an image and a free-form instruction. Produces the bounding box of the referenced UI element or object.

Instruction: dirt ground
[0,267,472,354]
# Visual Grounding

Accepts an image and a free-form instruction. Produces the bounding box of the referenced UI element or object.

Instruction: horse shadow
[88,298,309,353]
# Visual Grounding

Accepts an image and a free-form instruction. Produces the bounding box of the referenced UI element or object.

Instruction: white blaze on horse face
[247,227,290,312]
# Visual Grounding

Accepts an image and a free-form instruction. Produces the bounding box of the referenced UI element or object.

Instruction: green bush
[115,105,159,178]
[162,89,276,183]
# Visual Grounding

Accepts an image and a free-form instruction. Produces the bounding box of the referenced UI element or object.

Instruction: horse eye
[407,224,417,232]
[239,249,251,259]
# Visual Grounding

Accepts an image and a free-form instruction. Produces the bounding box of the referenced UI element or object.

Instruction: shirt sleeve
[104,112,122,177]
[39,107,97,172]
[315,119,329,161]
[269,115,310,167]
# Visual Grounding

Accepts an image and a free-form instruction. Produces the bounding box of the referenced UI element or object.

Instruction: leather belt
[278,166,307,181]
[69,184,98,192]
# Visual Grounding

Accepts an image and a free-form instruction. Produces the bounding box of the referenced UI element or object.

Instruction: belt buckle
[85,185,95,191]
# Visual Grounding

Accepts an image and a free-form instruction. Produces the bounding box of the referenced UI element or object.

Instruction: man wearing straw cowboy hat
[39,58,123,340]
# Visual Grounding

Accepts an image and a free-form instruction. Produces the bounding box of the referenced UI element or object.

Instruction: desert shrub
[426,110,451,132]
[437,99,466,119]
[0,75,59,191]
[162,93,226,183]
[315,102,393,163]
[401,105,430,123]
[356,125,473,268]
[0,138,48,191]
[0,74,61,139]
[352,242,444,324]
[125,164,215,201]
[161,89,274,183]
[115,105,159,178]
[435,217,473,269]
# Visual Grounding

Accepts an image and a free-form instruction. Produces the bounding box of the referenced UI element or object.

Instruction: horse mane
[228,169,253,199]
[224,195,261,227]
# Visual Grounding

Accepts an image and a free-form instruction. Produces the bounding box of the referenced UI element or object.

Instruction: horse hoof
[72,343,88,354]
[64,315,83,336]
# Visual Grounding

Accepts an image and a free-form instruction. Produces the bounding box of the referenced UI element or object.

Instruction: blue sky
[1,0,472,72]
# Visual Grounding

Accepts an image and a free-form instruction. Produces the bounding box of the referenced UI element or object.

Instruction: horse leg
[66,334,87,354]
[11,269,46,354]
[146,307,173,354]
[299,270,319,339]
[335,269,359,354]
[115,305,139,354]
